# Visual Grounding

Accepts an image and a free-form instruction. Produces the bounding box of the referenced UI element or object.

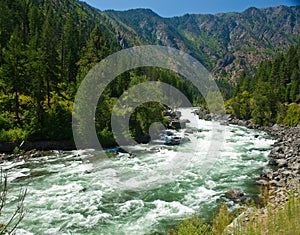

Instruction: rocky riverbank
[194,107,300,233]
[226,117,299,206]
[194,108,299,198]
[0,140,75,163]
[0,140,75,153]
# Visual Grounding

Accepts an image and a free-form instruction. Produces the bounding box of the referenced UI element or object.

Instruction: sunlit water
[1,108,275,235]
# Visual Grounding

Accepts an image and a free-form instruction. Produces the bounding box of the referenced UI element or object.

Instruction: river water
[1,108,275,235]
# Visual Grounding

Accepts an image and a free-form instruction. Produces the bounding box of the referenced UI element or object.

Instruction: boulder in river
[170,120,187,129]
[225,188,245,201]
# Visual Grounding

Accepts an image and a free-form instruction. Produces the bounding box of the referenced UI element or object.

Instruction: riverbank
[226,115,299,206]
[1,108,274,234]
[0,140,75,153]
[194,108,299,200]
[194,108,300,233]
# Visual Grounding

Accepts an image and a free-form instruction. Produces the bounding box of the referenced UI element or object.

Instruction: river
[1,108,275,235]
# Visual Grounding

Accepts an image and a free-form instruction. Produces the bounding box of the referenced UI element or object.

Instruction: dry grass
[236,192,300,235]
[169,189,300,235]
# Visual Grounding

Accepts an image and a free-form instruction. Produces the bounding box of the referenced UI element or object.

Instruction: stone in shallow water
[225,188,244,200]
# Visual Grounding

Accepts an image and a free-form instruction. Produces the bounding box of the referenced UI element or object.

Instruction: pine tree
[62,15,79,84]
[0,27,27,126]
[40,6,59,108]
[0,0,15,65]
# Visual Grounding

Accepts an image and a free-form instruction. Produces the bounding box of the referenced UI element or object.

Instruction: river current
[1,108,275,235]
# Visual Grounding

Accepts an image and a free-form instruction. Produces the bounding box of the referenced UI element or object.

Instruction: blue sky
[83,0,299,17]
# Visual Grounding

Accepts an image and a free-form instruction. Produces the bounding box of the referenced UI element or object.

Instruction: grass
[238,192,300,235]
[169,190,300,235]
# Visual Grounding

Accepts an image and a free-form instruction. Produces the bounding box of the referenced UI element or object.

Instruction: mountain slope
[100,6,300,80]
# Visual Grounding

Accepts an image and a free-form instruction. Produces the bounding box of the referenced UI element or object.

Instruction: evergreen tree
[62,15,79,84]
[0,28,27,126]
[40,7,59,108]
[231,41,300,126]
[0,0,15,65]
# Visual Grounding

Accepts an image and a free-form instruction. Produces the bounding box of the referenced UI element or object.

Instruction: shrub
[168,214,213,235]
[283,103,300,127]
[0,115,10,130]
[0,128,28,142]
[169,190,300,235]
[238,192,300,234]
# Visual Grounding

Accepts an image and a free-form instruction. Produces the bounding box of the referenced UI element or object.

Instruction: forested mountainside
[0,0,208,145]
[0,0,118,144]
[228,41,300,127]
[0,0,299,146]
[102,6,300,80]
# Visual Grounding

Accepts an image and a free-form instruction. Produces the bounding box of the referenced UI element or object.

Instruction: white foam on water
[6,167,30,182]
[15,229,35,235]
[1,159,26,170]
[183,186,218,209]
[117,200,145,215]
[0,108,276,235]
[119,200,195,235]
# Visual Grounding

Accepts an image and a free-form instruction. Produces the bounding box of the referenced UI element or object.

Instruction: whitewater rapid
[1,108,275,235]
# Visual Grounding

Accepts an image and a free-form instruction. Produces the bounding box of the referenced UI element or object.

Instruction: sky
[83,0,299,17]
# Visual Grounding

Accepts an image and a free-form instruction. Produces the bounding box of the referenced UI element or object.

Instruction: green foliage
[170,204,232,235]
[98,127,116,148]
[168,214,213,235]
[43,100,73,140]
[283,103,300,126]
[212,204,232,235]
[170,191,300,235]
[0,128,28,142]
[231,91,252,119]
[240,192,300,235]
[0,1,211,147]
[0,0,118,144]
[231,41,300,126]
[0,115,10,130]
[206,91,225,114]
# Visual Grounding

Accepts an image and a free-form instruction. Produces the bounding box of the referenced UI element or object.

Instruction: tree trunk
[14,90,21,126]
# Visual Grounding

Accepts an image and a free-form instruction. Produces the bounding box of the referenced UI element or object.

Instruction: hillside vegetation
[228,41,300,126]
[0,0,210,145]
[0,0,299,145]
[102,6,300,79]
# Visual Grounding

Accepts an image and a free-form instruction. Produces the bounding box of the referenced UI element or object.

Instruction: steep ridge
[100,6,300,80]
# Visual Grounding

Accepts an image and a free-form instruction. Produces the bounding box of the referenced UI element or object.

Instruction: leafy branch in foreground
[0,171,26,235]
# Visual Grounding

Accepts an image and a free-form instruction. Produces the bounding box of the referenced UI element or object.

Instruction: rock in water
[225,188,244,200]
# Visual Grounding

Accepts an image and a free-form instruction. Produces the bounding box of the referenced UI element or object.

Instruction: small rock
[277,159,288,168]
[256,179,269,186]
[225,188,244,200]
[269,180,282,187]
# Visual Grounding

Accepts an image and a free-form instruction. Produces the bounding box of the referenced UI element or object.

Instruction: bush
[98,127,116,148]
[168,214,213,235]
[0,128,28,142]
[212,204,232,235]
[240,192,300,234]
[283,103,300,127]
[0,115,10,130]
[169,190,300,235]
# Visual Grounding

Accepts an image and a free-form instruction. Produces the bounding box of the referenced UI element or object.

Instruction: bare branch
[0,170,27,234]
